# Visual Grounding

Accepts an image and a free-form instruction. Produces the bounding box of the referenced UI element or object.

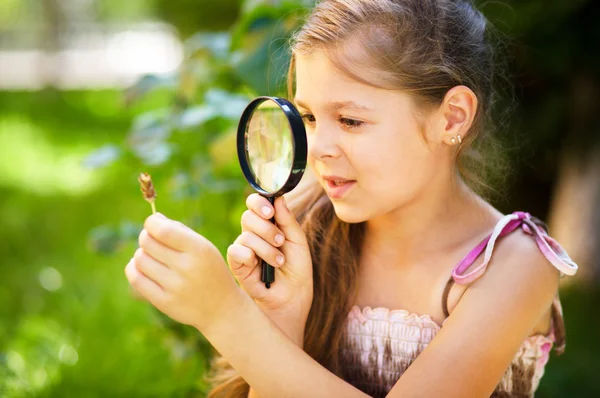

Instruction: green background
[0,0,598,396]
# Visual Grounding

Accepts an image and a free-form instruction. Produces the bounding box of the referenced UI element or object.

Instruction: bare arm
[202,290,368,398]
[205,228,561,398]
[387,229,561,397]
[247,314,306,398]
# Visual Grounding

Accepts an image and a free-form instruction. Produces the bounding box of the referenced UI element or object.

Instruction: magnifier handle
[261,196,276,289]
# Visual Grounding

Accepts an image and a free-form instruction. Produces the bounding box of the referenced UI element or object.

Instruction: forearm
[200,291,368,398]
[256,303,307,348]
[248,309,305,398]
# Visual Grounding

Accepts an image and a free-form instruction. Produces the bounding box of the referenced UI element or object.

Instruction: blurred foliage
[0,89,213,396]
[154,0,242,37]
[0,0,598,396]
[82,0,310,260]
[2,0,312,396]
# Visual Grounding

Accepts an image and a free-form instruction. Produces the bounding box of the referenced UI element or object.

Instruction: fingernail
[262,206,272,217]
[276,255,284,265]
[275,234,284,245]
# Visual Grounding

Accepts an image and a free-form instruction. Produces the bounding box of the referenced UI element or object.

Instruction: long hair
[206,0,510,396]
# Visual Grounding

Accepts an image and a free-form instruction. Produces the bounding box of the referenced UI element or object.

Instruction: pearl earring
[450,135,462,145]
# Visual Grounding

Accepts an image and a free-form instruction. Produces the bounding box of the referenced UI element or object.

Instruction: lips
[322,175,354,183]
[322,175,356,199]
[329,179,351,186]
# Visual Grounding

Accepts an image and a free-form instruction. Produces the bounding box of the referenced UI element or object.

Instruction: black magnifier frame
[236,96,307,289]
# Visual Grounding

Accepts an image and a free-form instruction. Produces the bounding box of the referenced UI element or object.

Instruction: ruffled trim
[349,305,555,346]
[516,334,554,355]
[345,305,555,396]
[349,305,443,329]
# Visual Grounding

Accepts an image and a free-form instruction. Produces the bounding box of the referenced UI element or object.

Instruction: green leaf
[134,142,175,166]
[201,175,243,193]
[184,32,231,60]
[127,110,172,151]
[125,73,178,105]
[87,222,142,255]
[204,89,250,120]
[81,145,121,169]
[229,5,304,94]
[88,225,121,255]
[209,127,238,168]
[176,105,219,130]
[169,172,203,200]
[119,221,143,241]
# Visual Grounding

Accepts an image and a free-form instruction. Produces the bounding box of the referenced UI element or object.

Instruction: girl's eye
[300,114,363,130]
[340,117,364,129]
[301,113,316,123]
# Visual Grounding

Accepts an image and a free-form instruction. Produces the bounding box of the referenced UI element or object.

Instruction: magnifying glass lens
[246,102,294,194]
[237,97,307,289]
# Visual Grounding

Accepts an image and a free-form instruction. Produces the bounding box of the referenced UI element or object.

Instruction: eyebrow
[294,98,373,112]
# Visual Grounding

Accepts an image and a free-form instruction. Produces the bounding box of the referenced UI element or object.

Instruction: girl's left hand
[124,212,240,331]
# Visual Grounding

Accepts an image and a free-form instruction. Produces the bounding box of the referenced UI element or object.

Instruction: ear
[438,85,478,145]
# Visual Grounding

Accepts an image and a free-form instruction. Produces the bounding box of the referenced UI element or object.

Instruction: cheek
[357,131,434,195]
[307,155,318,175]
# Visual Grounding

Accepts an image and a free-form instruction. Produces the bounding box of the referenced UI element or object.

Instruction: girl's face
[294,50,452,223]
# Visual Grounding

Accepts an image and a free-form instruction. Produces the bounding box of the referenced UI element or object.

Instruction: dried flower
[138,172,157,214]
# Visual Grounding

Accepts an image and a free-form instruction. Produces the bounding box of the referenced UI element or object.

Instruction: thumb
[273,196,306,245]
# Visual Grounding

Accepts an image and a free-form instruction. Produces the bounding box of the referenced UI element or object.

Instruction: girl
[125,0,579,397]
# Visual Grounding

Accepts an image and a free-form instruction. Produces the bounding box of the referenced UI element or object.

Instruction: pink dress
[341,211,579,397]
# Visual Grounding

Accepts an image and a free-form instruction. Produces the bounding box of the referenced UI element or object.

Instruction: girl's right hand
[227,194,313,347]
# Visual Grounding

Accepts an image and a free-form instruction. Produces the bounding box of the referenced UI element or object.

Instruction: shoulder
[472,222,561,311]
[446,211,563,315]
[444,212,563,348]
[389,220,561,397]
[455,212,561,323]
[388,213,573,397]
[441,217,561,356]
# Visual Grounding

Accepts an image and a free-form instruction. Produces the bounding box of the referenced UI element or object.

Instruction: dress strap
[441,276,454,318]
[451,211,579,285]
[550,294,567,354]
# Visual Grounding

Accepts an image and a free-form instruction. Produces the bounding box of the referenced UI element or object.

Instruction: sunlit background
[0,0,598,396]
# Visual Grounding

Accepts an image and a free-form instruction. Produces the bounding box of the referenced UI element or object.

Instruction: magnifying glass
[237,97,307,289]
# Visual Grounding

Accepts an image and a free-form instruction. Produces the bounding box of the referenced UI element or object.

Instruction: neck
[363,172,500,267]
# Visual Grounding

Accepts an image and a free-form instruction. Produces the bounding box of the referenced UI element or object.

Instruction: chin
[330,201,368,224]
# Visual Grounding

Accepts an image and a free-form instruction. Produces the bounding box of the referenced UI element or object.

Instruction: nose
[307,122,342,161]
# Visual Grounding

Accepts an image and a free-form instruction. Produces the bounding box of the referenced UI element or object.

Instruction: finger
[157,212,196,234]
[235,231,285,268]
[133,248,172,289]
[273,196,306,245]
[241,210,285,248]
[227,243,258,272]
[226,247,269,300]
[246,193,276,220]
[138,229,180,267]
[227,244,261,283]
[144,213,192,252]
[125,258,165,304]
